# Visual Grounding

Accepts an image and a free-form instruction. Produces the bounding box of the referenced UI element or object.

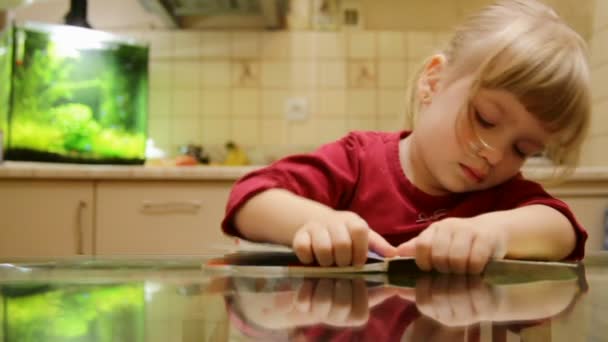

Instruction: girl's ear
[417,54,447,104]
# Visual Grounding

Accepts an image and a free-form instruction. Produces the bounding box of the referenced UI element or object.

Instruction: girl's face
[412,68,551,195]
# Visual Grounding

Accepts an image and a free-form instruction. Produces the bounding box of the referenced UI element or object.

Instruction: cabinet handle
[140,200,202,214]
[76,200,87,255]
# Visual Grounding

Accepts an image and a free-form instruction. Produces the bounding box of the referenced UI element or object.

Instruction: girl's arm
[234,188,397,266]
[396,204,578,273]
[234,188,334,245]
[484,204,576,260]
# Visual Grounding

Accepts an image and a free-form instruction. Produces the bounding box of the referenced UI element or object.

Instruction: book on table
[204,248,583,285]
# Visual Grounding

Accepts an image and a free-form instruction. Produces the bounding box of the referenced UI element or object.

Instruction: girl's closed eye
[473,108,495,128]
[512,145,528,158]
[513,142,543,159]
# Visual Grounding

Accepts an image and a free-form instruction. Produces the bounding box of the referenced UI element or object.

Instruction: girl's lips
[460,163,486,183]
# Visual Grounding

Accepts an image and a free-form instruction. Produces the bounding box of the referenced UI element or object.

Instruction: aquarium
[1,283,145,342]
[2,22,148,164]
[0,26,10,149]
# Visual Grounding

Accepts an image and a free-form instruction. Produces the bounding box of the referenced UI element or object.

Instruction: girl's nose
[478,144,503,165]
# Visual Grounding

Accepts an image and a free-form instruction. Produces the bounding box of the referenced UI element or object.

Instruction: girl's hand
[292,211,397,267]
[396,217,508,274]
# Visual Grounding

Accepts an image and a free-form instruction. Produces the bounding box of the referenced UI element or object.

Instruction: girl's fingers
[468,236,493,275]
[311,226,334,266]
[293,229,314,264]
[448,231,473,274]
[346,220,369,266]
[327,223,353,267]
[368,229,398,258]
[415,227,436,271]
[430,226,452,273]
[396,238,417,257]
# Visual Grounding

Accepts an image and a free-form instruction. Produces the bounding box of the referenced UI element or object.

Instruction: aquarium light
[22,21,147,47]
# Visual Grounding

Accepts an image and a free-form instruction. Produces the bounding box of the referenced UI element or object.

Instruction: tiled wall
[582,0,608,166]
[113,29,449,163]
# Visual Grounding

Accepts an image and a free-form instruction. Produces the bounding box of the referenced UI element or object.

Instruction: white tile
[291,32,318,59]
[378,117,406,132]
[260,119,286,146]
[318,61,347,88]
[200,32,231,58]
[201,62,231,88]
[232,119,260,145]
[378,90,406,118]
[201,118,231,145]
[148,117,171,153]
[171,117,201,148]
[378,61,408,88]
[149,89,171,118]
[231,32,260,58]
[232,60,260,87]
[378,32,406,59]
[315,32,346,58]
[407,31,437,61]
[261,62,291,87]
[148,31,173,59]
[261,90,289,118]
[591,99,608,136]
[149,62,173,89]
[580,134,608,166]
[287,119,317,145]
[173,62,201,89]
[290,62,318,87]
[348,32,376,59]
[347,118,376,132]
[348,60,377,88]
[173,31,202,59]
[316,118,347,144]
[201,90,231,118]
[232,88,260,118]
[261,32,291,59]
[172,90,200,117]
[317,90,346,117]
[594,0,608,31]
[591,63,608,101]
[590,27,608,67]
[347,89,376,118]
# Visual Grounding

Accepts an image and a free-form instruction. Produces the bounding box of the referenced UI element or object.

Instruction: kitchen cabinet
[95,180,234,255]
[0,180,94,257]
[547,181,608,251]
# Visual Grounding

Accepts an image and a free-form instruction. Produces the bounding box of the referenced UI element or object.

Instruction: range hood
[138,0,288,29]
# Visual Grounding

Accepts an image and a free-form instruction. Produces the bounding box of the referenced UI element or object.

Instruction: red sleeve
[221,133,363,237]
[495,175,587,260]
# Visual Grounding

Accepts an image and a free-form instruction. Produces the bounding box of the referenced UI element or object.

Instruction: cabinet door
[557,196,608,251]
[96,181,234,255]
[0,180,94,257]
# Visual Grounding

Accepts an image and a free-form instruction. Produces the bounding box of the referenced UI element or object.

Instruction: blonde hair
[405,0,591,179]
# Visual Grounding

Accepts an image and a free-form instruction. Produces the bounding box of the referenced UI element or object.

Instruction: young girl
[221,0,591,274]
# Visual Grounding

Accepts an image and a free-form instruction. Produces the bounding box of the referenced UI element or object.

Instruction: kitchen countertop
[1,161,608,182]
[0,252,606,341]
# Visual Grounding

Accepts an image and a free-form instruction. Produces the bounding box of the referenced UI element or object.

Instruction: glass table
[0,252,606,341]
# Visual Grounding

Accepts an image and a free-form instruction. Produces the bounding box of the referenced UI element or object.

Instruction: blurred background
[0,0,605,165]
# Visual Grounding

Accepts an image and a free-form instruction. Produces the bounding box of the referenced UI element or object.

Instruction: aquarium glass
[0,26,11,148]
[1,283,145,342]
[6,22,148,164]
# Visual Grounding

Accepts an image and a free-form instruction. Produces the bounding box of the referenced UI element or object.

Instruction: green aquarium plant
[0,26,11,147]
[4,22,148,164]
[2,283,145,342]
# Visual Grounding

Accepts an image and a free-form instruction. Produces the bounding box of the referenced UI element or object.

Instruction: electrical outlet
[284,97,309,121]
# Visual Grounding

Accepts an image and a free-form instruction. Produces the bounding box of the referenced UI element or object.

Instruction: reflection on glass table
[0,254,601,341]
[210,268,585,341]
[0,283,144,342]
